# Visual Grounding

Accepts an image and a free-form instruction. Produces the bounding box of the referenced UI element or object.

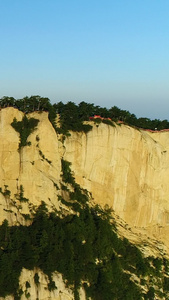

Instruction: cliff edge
[1,107,169,299]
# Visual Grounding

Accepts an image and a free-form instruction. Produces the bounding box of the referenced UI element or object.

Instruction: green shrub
[34,273,40,286]
[25,281,30,289]
[39,150,52,164]
[15,185,29,203]
[48,279,57,291]
[11,115,39,149]
[0,185,11,197]
[102,119,115,127]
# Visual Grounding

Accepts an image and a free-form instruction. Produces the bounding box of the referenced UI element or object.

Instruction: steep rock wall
[0,108,61,225]
[1,107,169,298]
[64,123,169,250]
[1,107,169,249]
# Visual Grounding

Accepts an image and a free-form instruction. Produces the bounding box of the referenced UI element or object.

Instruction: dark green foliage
[0,185,11,197]
[39,150,52,164]
[0,199,168,299]
[145,287,155,300]
[34,273,39,286]
[47,276,57,292]
[1,95,169,135]
[91,117,102,124]
[22,214,31,220]
[61,159,76,185]
[25,291,30,299]
[53,182,60,190]
[102,118,115,126]
[0,160,168,299]
[15,185,29,203]
[55,101,93,134]
[163,277,169,291]
[11,115,39,149]
[36,135,40,142]
[25,281,30,289]
[163,257,169,273]
[151,257,163,275]
[45,99,169,132]
[0,219,10,248]
[114,238,149,276]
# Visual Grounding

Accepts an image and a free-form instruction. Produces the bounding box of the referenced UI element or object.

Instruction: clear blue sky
[0,0,169,119]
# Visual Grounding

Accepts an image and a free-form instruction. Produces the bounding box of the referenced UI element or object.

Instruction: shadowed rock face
[1,107,169,298]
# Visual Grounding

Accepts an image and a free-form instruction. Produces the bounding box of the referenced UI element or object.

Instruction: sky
[0,0,169,120]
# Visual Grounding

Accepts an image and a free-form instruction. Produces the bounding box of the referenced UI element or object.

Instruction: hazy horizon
[1,1,169,120]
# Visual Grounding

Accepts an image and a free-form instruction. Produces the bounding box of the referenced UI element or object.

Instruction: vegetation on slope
[0,160,169,299]
[1,95,169,299]
[1,95,169,134]
[11,115,39,149]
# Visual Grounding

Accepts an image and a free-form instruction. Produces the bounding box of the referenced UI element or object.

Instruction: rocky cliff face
[64,120,169,253]
[0,107,61,225]
[1,107,169,299]
[0,269,86,300]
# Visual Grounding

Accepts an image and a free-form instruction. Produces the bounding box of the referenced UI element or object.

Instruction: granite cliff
[0,107,169,299]
[64,119,169,253]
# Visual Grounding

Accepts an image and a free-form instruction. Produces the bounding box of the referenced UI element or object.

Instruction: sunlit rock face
[0,107,61,225]
[64,123,169,251]
[1,107,169,246]
[1,107,169,298]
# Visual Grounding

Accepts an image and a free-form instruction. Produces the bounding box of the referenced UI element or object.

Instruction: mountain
[0,107,169,299]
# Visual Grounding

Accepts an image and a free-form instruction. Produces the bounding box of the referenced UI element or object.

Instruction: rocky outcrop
[1,107,169,298]
[1,107,169,246]
[63,122,169,252]
[0,108,61,225]
[0,269,86,300]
